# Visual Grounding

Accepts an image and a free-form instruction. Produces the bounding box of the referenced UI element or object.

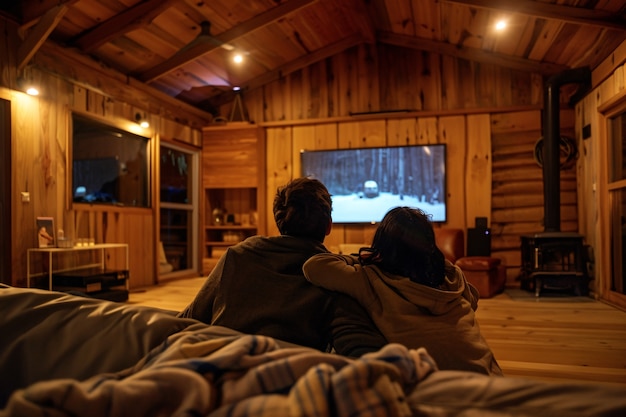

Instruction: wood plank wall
[1,15,203,289]
[227,43,576,287]
[577,40,626,308]
[263,116,490,249]
[2,71,201,288]
[1,17,590,291]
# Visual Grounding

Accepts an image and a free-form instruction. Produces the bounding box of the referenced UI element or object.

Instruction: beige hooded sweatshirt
[303,253,502,375]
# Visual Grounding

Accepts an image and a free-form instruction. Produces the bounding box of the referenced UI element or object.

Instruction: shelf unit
[201,123,265,274]
[204,187,258,257]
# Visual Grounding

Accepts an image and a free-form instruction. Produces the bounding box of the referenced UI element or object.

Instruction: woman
[303,206,502,375]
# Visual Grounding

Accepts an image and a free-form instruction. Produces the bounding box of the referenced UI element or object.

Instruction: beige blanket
[2,327,436,417]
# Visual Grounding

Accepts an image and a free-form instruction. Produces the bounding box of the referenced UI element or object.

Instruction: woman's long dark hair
[363,207,446,288]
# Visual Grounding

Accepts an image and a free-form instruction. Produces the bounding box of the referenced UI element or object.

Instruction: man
[179,177,385,355]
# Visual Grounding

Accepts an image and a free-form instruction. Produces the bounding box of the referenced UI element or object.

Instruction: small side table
[26,243,129,290]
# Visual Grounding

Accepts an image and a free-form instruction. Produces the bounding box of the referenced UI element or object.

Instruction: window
[71,113,150,207]
[159,143,198,275]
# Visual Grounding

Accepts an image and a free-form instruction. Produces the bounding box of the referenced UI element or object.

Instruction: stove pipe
[542,67,591,232]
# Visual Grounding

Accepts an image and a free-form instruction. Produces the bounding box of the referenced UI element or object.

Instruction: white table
[26,243,129,290]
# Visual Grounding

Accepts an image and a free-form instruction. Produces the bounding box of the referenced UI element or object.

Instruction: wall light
[17,76,40,96]
[135,112,149,128]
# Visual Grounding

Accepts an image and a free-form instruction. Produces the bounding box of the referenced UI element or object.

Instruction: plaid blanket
[1,327,437,417]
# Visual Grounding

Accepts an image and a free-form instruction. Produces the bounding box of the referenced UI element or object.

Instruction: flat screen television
[301,144,446,224]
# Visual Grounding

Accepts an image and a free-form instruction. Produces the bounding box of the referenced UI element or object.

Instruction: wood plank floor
[128,278,626,388]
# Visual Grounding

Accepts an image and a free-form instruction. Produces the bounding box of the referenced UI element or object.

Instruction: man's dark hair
[273,177,332,242]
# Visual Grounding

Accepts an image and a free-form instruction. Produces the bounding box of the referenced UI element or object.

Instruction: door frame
[0,98,11,285]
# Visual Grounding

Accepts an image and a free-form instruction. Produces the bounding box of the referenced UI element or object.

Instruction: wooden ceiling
[3,0,626,117]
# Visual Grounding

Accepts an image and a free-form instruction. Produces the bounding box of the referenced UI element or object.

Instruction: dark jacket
[179,235,386,355]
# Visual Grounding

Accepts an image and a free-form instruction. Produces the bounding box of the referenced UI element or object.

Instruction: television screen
[301,145,446,223]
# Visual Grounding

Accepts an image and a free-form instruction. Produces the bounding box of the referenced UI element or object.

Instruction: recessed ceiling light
[495,20,507,31]
[233,53,244,64]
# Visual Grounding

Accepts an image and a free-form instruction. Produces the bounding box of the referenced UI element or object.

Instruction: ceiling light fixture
[495,20,507,31]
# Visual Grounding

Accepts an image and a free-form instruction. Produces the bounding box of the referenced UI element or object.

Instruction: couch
[1,285,625,417]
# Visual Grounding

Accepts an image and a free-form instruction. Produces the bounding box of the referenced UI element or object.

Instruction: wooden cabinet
[201,123,265,274]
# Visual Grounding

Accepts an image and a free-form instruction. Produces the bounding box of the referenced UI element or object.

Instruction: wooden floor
[128,278,626,388]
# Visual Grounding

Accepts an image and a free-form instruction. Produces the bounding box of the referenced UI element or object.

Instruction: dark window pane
[72,114,150,207]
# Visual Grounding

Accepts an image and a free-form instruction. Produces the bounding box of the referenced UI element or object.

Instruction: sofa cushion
[455,257,506,298]
[0,285,204,407]
[456,256,501,271]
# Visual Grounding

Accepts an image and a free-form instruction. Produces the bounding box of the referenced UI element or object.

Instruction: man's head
[273,177,332,242]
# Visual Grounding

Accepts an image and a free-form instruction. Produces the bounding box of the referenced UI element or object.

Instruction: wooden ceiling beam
[443,0,626,31]
[17,4,68,72]
[139,0,319,83]
[17,0,76,29]
[73,0,179,53]
[36,41,214,127]
[378,31,568,74]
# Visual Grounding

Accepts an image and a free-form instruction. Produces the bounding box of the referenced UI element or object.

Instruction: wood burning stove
[520,232,588,296]
[519,67,591,296]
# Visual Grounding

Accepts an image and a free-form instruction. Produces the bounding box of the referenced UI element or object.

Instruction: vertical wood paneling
[290,69,306,120]
[292,123,338,175]
[465,114,492,227]
[339,46,360,115]
[576,95,597,252]
[386,118,417,146]
[420,52,442,111]
[265,127,293,236]
[440,55,461,110]
[250,44,543,121]
[338,120,386,148]
[357,43,380,114]
[580,84,604,294]
[308,61,328,119]
[5,63,197,288]
[439,115,466,231]
[416,117,438,144]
